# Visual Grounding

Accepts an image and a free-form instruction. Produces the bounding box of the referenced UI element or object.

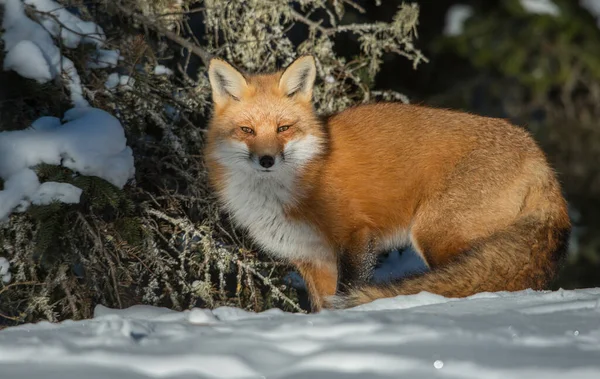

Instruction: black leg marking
[338,239,378,293]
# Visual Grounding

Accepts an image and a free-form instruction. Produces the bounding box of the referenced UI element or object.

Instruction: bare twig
[113,1,212,66]
[289,9,330,34]
[342,0,366,14]
[0,281,43,296]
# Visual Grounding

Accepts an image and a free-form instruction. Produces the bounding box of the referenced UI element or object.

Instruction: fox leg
[337,232,379,292]
[293,259,338,312]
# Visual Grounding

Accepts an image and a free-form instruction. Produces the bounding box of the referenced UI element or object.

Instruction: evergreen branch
[236,258,305,313]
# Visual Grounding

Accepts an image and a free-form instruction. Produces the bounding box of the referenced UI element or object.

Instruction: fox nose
[259,155,275,168]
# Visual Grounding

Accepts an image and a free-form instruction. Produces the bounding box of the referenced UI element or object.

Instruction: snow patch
[119,75,135,90]
[105,73,136,91]
[24,0,105,48]
[62,58,88,108]
[153,65,173,76]
[0,257,11,284]
[0,108,135,221]
[87,49,121,69]
[581,0,600,28]
[105,72,120,90]
[2,0,62,83]
[1,0,107,106]
[3,40,54,82]
[520,0,560,16]
[30,182,83,205]
[0,169,40,221]
[351,291,454,312]
[373,248,428,283]
[443,4,474,36]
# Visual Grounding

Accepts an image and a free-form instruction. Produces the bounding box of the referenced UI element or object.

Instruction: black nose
[259,155,275,168]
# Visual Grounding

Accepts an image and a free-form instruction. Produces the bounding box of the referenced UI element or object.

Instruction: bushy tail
[330,211,571,309]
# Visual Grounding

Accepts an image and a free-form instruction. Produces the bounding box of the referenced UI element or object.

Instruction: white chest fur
[219,169,331,262]
[210,136,330,262]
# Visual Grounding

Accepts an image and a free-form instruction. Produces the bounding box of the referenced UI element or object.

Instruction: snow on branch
[519,0,560,16]
[0,257,11,284]
[0,1,134,221]
[0,108,135,221]
[1,0,119,107]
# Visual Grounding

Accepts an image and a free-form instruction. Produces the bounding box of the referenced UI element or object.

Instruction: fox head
[206,55,326,178]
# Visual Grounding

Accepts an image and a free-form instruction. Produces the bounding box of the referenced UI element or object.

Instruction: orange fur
[204,56,571,312]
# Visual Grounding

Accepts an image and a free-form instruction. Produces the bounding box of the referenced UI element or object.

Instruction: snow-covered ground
[1,288,599,379]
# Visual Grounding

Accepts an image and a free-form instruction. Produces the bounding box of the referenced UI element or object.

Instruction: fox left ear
[279,55,317,102]
[208,58,249,106]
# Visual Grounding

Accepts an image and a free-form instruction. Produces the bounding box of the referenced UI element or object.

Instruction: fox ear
[279,55,316,102]
[208,58,248,105]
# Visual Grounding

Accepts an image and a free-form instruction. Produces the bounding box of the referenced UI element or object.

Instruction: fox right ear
[208,58,248,105]
[279,55,316,102]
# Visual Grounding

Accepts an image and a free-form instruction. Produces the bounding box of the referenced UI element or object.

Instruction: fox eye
[240,126,254,134]
[277,125,291,133]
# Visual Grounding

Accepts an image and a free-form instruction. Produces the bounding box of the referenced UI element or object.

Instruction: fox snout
[249,149,283,171]
[243,138,284,171]
[258,155,275,168]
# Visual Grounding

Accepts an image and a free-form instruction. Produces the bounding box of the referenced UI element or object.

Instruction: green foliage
[27,202,68,269]
[113,217,145,246]
[439,0,600,97]
[72,175,132,215]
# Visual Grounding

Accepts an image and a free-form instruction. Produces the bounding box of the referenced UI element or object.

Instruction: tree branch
[113,1,212,67]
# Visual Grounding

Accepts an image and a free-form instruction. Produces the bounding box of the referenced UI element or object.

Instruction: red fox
[204,55,571,312]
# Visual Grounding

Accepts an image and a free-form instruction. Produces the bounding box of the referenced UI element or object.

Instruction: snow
[87,49,121,69]
[105,72,121,89]
[519,0,560,16]
[443,4,474,37]
[373,247,428,283]
[581,0,600,28]
[1,288,599,378]
[3,40,54,82]
[0,108,135,221]
[24,0,105,49]
[1,0,107,107]
[62,57,88,108]
[29,182,83,205]
[154,65,173,76]
[0,169,40,221]
[0,257,11,283]
[119,74,136,90]
[105,72,136,91]
[2,0,62,83]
